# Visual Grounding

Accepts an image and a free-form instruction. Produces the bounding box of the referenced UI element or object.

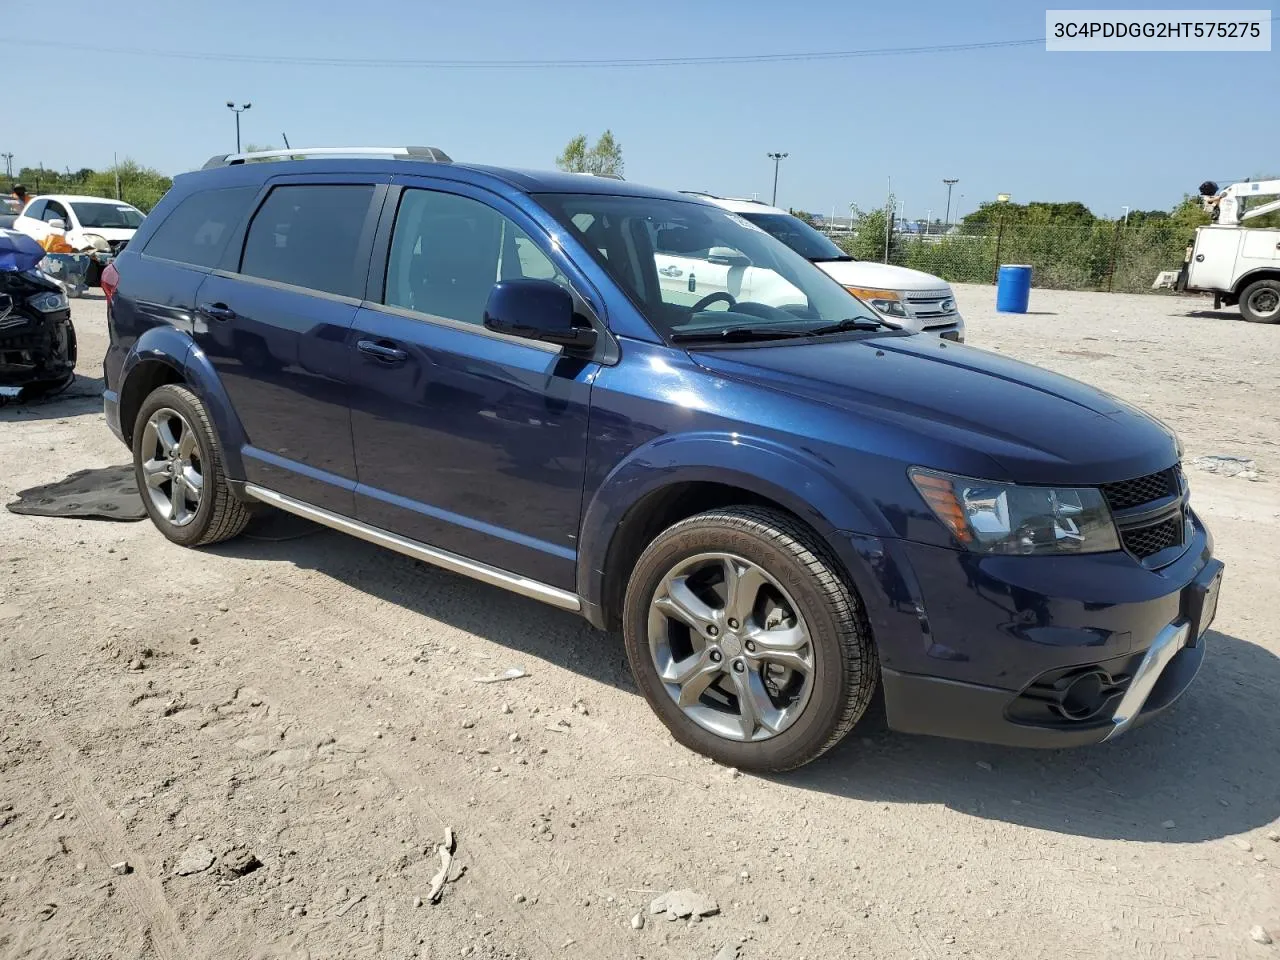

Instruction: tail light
[100,261,120,303]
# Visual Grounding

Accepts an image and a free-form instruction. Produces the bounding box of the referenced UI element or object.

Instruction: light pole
[767,152,788,206]
[1121,205,1130,225]
[0,152,12,180]
[226,101,252,153]
[942,178,959,231]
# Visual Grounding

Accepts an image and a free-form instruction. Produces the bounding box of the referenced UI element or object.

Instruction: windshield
[535,194,880,342]
[70,202,144,230]
[740,212,848,261]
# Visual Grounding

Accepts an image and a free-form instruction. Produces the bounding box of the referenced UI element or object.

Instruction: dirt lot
[2,285,1278,960]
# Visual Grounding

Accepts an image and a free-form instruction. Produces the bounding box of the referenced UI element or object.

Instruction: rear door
[345,179,602,589]
[193,177,386,515]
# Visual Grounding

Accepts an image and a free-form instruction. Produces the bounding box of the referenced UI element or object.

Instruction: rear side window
[144,186,257,268]
[23,199,47,219]
[240,184,375,298]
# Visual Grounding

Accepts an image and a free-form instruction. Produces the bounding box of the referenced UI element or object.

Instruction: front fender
[576,430,889,616]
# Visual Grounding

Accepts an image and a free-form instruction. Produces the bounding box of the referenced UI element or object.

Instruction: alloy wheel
[647,552,816,742]
[139,407,205,527]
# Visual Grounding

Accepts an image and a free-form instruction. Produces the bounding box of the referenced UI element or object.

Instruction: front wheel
[132,384,253,547]
[1239,279,1280,324]
[622,506,878,772]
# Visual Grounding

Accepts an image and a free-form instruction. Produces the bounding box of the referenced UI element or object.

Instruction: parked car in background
[13,194,145,284]
[103,147,1220,772]
[685,194,965,340]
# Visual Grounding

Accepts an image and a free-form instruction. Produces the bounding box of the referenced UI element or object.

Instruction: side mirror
[706,246,751,268]
[483,279,597,352]
[48,218,67,231]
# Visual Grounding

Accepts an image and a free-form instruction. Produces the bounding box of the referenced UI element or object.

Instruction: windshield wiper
[670,326,813,344]
[805,317,888,336]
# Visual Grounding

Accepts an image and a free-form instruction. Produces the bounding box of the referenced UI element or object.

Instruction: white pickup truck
[1181,178,1280,323]
[682,194,965,340]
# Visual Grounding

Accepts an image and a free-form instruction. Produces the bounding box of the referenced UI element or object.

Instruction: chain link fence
[841,221,1196,294]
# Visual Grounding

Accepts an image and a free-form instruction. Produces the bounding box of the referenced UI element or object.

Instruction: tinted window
[145,186,257,268]
[241,184,375,298]
[740,213,847,261]
[71,202,144,230]
[43,201,69,224]
[24,199,47,220]
[384,189,566,324]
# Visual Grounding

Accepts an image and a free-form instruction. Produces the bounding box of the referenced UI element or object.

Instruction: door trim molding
[243,483,583,612]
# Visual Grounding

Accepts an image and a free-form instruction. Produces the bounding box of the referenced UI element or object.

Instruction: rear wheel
[132,384,252,547]
[1239,279,1280,324]
[622,506,878,772]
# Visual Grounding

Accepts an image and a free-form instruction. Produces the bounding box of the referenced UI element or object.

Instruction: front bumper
[834,511,1221,748]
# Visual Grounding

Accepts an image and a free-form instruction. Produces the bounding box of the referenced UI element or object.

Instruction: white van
[686,193,964,340]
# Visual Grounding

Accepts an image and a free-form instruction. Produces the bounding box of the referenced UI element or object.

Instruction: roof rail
[567,171,625,180]
[200,145,452,170]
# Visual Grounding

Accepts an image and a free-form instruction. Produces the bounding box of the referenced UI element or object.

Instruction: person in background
[10,184,29,211]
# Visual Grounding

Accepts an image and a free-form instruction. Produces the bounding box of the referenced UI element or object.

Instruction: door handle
[357,339,409,363]
[198,302,236,321]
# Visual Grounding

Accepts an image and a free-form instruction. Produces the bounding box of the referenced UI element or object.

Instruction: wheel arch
[577,433,884,630]
[1233,267,1280,296]
[117,329,248,479]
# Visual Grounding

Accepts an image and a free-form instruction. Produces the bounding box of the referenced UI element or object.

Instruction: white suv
[685,194,964,340]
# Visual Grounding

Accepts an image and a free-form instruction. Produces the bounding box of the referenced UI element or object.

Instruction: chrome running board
[243,484,582,613]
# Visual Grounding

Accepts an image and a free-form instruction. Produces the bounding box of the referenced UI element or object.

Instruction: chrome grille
[904,289,958,319]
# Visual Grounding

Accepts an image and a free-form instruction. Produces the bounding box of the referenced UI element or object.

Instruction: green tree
[841,207,897,263]
[555,131,624,177]
[790,209,818,227]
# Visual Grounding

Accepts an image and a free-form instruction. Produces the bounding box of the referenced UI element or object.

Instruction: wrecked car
[0,230,76,400]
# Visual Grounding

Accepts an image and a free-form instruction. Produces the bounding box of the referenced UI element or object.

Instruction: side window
[384,189,566,325]
[43,202,68,224]
[24,199,47,220]
[653,223,712,260]
[143,186,258,268]
[240,184,375,298]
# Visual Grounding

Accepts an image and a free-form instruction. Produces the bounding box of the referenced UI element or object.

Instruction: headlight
[910,468,1120,556]
[843,286,909,318]
[28,290,69,313]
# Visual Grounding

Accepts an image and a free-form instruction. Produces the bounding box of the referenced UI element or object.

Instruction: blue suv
[102,147,1223,771]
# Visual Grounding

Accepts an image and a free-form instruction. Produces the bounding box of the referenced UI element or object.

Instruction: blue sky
[6,0,1276,219]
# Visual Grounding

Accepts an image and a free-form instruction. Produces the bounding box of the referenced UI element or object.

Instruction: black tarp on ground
[6,465,146,521]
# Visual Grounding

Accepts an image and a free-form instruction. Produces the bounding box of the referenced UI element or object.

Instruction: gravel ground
[1,285,1278,960]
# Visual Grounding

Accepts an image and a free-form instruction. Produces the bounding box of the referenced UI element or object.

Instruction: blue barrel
[996,264,1032,313]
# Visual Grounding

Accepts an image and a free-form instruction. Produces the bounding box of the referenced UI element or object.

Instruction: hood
[69,226,136,242]
[689,335,1178,485]
[815,259,951,292]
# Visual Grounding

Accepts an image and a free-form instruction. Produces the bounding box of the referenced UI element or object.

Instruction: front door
[347,182,597,590]
[193,179,384,514]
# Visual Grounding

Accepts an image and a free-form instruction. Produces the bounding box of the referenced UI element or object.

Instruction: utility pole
[0,152,12,180]
[226,101,252,153]
[1121,205,1130,225]
[943,178,959,231]
[113,152,120,200]
[767,152,788,206]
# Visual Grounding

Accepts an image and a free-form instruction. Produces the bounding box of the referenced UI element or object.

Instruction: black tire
[132,384,253,547]
[622,506,878,772]
[1239,279,1280,324]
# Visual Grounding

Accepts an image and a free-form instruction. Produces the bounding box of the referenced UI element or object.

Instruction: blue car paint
[103,156,1220,749]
